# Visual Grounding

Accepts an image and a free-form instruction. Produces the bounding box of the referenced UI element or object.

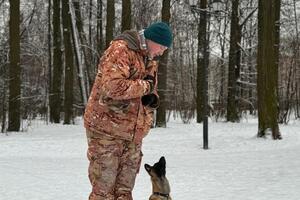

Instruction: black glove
[141,94,159,108]
[144,75,155,94]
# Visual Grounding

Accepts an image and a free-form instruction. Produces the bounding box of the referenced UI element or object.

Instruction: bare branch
[20,0,38,37]
[0,0,6,8]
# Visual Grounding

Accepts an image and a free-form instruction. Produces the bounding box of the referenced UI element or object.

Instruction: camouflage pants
[86,130,143,200]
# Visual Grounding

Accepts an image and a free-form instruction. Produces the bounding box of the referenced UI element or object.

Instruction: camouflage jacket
[84,30,159,144]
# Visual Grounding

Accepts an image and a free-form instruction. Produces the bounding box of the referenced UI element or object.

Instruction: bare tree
[70,0,88,105]
[227,0,258,121]
[256,0,281,139]
[62,0,74,124]
[1,61,7,133]
[0,3,9,132]
[196,0,209,123]
[226,0,239,122]
[278,0,300,122]
[293,0,300,119]
[50,0,63,123]
[47,0,52,124]
[121,0,131,32]
[156,0,171,128]
[97,0,104,54]
[8,0,21,131]
[105,0,115,48]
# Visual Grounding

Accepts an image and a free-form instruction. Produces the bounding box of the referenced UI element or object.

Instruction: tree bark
[50,0,63,123]
[8,0,21,131]
[85,0,93,93]
[47,0,52,124]
[121,0,131,32]
[97,0,104,55]
[196,0,209,123]
[89,0,93,46]
[156,0,171,128]
[105,0,115,48]
[226,0,239,122]
[292,0,299,119]
[257,0,281,139]
[1,66,7,133]
[70,0,88,105]
[62,0,74,124]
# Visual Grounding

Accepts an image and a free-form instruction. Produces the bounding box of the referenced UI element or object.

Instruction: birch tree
[70,0,88,105]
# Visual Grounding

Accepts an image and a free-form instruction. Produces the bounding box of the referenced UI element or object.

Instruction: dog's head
[144,156,166,178]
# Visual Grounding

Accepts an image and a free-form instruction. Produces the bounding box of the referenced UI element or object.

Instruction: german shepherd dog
[144,156,172,200]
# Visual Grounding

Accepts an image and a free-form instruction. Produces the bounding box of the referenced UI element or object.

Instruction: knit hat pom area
[144,22,173,48]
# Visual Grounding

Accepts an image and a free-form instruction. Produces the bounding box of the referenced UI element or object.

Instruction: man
[84,22,172,200]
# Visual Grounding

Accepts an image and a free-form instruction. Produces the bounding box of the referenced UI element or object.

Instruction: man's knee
[87,135,122,200]
[88,151,119,186]
[88,162,117,200]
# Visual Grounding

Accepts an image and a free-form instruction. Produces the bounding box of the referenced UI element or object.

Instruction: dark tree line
[0,0,299,140]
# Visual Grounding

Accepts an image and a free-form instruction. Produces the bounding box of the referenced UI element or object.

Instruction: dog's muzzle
[153,192,170,198]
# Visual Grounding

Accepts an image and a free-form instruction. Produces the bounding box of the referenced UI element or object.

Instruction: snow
[0,117,300,200]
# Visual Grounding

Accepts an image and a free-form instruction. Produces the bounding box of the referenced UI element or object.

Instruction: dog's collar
[153,192,169,198]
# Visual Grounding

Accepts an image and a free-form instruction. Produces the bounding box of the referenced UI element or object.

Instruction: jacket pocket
[100,95,130,113]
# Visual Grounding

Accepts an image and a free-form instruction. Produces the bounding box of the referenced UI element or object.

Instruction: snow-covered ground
[0,117,300,200]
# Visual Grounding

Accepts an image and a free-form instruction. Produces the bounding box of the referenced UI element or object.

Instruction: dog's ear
[153,156,166,177]
[144,164,152,173]
[159,156,166,167]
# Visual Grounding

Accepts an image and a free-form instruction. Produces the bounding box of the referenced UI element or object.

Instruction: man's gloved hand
[144,75,156,94]
[141,93,159,108]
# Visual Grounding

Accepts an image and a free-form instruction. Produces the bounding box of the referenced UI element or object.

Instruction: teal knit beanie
[144,22,172,48]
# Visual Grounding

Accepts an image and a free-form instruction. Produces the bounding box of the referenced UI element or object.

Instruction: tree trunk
[247,0,255,115]
[62,0,74,124]
[47,0,52,124]
[70,0,88,105]
[293,0,300,119]
[156,0,171,128]
[257,0,281,139]
[89,0,93,46]
[97,0,104,55]
[105,0,115,48]
[50,0,63,123]
[226,0,239,122]
[121,0,131,32]
[196,0,208,123]
[1,66,7,133]
[217,1,229,117]
[8,0,21,131]
[74,0,92,94]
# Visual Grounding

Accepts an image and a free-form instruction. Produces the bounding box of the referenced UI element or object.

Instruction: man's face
[147,40,168,59]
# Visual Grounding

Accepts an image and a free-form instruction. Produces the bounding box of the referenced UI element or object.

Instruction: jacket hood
[114,30,141,51]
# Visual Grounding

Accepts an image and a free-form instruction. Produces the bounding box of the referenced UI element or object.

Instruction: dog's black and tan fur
[144,156,172,200]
